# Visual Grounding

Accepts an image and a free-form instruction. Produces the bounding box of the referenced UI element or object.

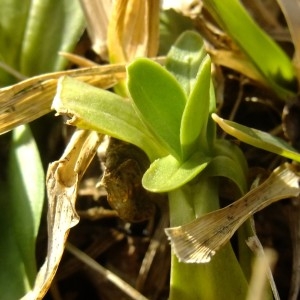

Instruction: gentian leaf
[212,113,300,162]
[53,76,166,161]
[127,58,186,159]
[180,55,211,159]
[142,152,210,192]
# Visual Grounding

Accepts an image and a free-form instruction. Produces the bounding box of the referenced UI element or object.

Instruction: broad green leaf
[203,0,296,99]
[0,0,85,84]
[142,152,210,192]
[165,31,206,96]
[180,55,211,159]
[0,125,44,297]
[212,113,300,162]
[127,58,186,159]
[53,76,166,161]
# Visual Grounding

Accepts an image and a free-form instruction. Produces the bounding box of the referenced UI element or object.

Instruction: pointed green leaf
[0,0,85,84]
[203,0,296,99]
[0,124,45,297]
[212,113,300,162]
[205,83,217,148]
[0,184,30,299]
[165,31,206,96]
[20,0,85,76]
[53,76,165,161]
[0,0,31,84]
[142,152,210,192]
[180,55,211,159]
[127,58,186,159]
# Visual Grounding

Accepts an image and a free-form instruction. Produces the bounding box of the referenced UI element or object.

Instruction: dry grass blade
[246,218,280,300]
[246,248,278,300]
[22,129,103,300]
[108,0,160,62]
[0,64,126,134]
[66,243,149,300]
[165,163,300,263]
[0,57,165,135]
[79,0,112,60]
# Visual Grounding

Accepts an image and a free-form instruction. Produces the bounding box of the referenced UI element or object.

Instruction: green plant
[201,0,297,100]
[52,31,242,299]
[53,25,300,298]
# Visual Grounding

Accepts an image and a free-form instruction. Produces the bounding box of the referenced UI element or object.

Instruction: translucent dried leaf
[79,0,113,60]
[165,163,300,263]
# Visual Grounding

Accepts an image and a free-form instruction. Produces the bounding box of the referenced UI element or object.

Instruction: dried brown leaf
[165,163,300,263]
[276,0,300,79]
[107,0,160,63]
[0,64,126,134]
[22,130,103,299]
[79,0,113,60]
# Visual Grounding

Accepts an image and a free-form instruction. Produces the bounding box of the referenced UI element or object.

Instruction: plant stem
[168,175,248,299]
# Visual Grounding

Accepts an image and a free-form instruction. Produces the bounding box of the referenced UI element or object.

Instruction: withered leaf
[22,130,102,299]
[165,163,300,263]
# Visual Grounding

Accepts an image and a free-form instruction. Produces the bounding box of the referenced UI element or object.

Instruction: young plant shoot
[52,31,300,299]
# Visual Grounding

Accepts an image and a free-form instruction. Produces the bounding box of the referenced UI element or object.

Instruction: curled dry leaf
[108,0,160,63]
[22,129,103,300]
[165,163,300,263]
[79,0,113,60]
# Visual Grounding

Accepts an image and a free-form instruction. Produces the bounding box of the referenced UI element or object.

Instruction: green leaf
[203,0,296,99]
[213,139,248,177]
[142,152,210,192]
[21,0,85,75]
[167,177,248,300]
[205,83,217,148]
[180,55,211,159]
[0,0,30,84]
[165,31,206,96]
[0,183,30,299]
[212,113,300,162]
[0,125,44,297]
[127,58,186,159]
[159,9,194,55]
[53,76,166,161]
[204,155,247,195]
[0,0,85,84]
